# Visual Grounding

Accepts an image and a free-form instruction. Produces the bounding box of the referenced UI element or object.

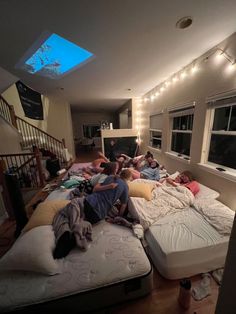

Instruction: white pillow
[0,225,61,275]
[195,183,220,200]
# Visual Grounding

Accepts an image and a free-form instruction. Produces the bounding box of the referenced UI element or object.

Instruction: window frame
[204,98,236,174]
[149,112,163,151]
[168,104,195,159]
[82,124,101,139]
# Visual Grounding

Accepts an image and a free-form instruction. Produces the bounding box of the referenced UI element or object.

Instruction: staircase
[0,94,71,217]
[0,95,67,165]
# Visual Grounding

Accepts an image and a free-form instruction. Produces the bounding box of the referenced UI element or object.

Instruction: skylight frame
[15,31,95,79]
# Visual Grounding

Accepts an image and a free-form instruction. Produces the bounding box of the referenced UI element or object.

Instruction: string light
[143,47,236,103]
[134,98,143,146]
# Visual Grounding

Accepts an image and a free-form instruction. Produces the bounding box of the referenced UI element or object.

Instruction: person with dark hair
[83,168,132,223]
[70,162,118,197]
[106,139,117,161]
[53,169,132,259]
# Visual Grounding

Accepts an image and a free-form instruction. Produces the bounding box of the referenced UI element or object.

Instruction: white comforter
[130,184,194,230]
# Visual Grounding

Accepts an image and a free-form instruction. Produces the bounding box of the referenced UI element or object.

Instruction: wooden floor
[0,147,220,314]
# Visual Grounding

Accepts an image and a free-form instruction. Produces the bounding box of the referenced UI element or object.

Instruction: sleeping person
[160,170,200,196]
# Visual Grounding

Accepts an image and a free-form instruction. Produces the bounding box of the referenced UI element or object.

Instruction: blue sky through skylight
[21,33,94,78]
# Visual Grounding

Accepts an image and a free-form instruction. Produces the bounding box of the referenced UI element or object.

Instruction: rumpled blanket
[193,198,235,236]
[52,197,92,251]
[129,183,194,230]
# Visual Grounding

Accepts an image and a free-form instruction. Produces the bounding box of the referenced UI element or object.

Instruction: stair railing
[0,147,45,189]
[0,95,66,165]
[0,95,17,127]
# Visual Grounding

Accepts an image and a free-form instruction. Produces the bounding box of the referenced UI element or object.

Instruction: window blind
[150,113,163,129]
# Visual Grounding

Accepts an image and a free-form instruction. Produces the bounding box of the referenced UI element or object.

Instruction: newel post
[33,146,45,187]
[62,138,66,148]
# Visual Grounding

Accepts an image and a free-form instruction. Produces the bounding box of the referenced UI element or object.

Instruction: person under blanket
[160,170,200,196]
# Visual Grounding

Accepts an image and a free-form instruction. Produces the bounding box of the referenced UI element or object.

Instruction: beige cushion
[128,181,155,201]
[23,199,70,233]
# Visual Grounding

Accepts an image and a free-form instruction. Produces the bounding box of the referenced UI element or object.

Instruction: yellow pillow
[128,182,155,201]
[23,199,70,233]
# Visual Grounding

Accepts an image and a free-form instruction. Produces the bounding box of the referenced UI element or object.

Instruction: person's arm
[136,156,145,170]
[93,182,118,192]
[98,151,109,162]
[165,177,178,186]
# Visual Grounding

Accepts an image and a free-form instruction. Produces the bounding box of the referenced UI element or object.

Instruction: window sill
[148,146,162,153]
[165,152,190,164]
[198,163,236,182]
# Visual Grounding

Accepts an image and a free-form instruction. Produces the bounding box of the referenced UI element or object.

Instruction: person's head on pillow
[175,171,194,184]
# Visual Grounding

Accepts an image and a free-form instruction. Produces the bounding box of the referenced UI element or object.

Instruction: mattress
[144,207,229,279]
[0,221,152,313]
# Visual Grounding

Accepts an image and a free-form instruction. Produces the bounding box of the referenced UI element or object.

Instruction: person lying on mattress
[160,170,200,196]
[82,168,132,223]
[127,159,160,181]
[70,162,118,196]
[52,168,133,258]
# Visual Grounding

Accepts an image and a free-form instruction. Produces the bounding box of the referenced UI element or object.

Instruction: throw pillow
[22,199,70,233]
[128,181,156,201]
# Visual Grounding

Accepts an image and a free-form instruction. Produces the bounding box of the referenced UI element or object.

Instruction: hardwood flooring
[0,147,220,313]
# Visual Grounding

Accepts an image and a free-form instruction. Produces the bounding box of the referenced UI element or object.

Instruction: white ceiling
[1,0,236,112]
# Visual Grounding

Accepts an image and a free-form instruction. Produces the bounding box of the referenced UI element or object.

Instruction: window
[83,124,101,138]
[149,113,163,149]
[206,95,236,171]
[169,105,194,157]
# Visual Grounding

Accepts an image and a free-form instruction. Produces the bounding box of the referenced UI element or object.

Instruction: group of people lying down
[52,151,200,259]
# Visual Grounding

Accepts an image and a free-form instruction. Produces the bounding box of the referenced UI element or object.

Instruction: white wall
[2,85,75,158]
[141,32,236,210]
[0,116,23,154]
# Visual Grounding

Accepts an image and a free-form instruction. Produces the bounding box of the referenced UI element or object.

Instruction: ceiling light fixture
[176,16,193,29]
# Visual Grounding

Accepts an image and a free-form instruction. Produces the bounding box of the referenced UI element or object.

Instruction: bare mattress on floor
[0,221,152,313]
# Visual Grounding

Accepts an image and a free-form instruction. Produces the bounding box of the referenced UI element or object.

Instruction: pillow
[195,183,220,200]
[128,181,156,201]
[23,199,70,233]
[0,225,61,275]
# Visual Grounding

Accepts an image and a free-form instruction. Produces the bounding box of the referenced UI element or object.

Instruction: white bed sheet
[144,207,229,279]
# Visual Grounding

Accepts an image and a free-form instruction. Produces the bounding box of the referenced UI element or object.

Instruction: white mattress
[0,221,152,313]
[144,207,229,279]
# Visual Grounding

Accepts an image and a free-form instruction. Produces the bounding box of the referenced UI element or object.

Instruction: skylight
[17,33,94,79]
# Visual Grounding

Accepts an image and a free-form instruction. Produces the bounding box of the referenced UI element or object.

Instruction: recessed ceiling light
[176,16,193,29]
